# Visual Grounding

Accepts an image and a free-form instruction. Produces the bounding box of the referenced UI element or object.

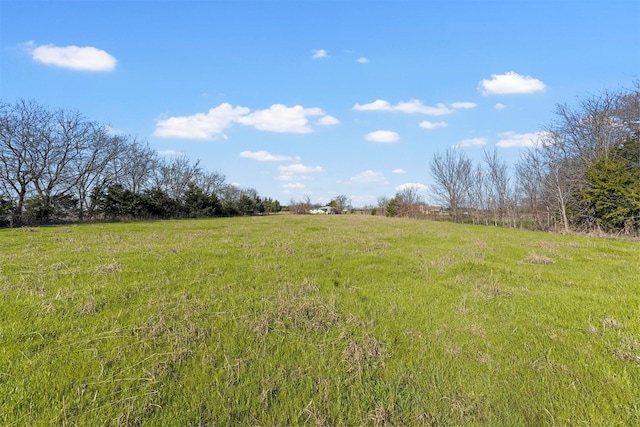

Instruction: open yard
[1,215,639,425]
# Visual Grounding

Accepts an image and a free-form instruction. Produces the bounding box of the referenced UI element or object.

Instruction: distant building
[421,205,443,214]
[310,206,338,214]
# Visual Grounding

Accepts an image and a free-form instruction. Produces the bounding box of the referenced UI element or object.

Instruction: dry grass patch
[614,349,640,365]
[368,406,392,427]
[519,254,554,265]
[361,240,389,255]
[274,240,295,256]
[478,351,492,365]
[79,297,99,315]
[430,255,457,272]
[342,335,384,373]
[447,344,462,358]
[474,239,490,251]
[476,285,512,299]
[94,261,122,274]
[251,278,340,335]
[615,336,640,365]
[466,323,487,339]
[302,401,331,427]
[602,317,624,330]
[275,298,340,332]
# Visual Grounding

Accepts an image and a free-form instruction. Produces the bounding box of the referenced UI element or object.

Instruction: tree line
[0,100,281,227]
[3,82,638,235]
[424,83,639,234]
[359,83,638,235]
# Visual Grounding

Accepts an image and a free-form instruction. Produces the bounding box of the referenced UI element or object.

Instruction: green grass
[1,215,639,426]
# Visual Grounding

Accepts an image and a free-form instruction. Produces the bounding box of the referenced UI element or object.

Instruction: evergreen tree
[578,136,640,232]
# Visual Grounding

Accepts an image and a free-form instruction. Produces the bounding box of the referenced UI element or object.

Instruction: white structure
[310,206,337,214]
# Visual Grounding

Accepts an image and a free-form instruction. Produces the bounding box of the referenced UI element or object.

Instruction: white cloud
[317,115,340,126]
[158,149,184,156]
[480,72,546,95]
[419,120,447,130]
[312,49,328,59]
[365,130,400,143]
[392,168,406,174]
[154,103,250,140]
[496,131,547,148]
[279,164,323,174]
[349,170,388,184]
[395,182,429,192]
[154,103,328,138]
[394,100,452,115]
[276,163,324,181]
[354,99,453,116]
[282,182,305,189]
[237,104,324,133]
[354,99,475,116]
[353,99,391,111]
[450,102,477,109]
[26,41,117,71]
[357,57,369,63]
[240,150,296,161]
[454,137,487,148]
[495,103,506,110]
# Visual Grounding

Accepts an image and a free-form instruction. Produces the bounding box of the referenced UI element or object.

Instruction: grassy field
[0,215,638,426]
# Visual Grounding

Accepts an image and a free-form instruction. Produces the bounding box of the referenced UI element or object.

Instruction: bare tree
[0,100,73,224]
[467,164,488,225]
[70,127,125,221]
[28,107,100,213]
[551,89,631,165]
[152,154,201,200]
[482,148,514,226]
[0,99,262,224]
[429,148,473,222]
[113,138,159,194]
[0,100,37,225]
[543,155,580,233]
[330,194,350,213]
[288,195,312,214]
[515,148,547,229]
[193,169,226,196]
[0,100,146,224]
[547,87,640,230]
[538,128,603,233]
[395,185,424,218]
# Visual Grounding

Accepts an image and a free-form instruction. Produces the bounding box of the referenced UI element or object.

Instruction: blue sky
[1,0,638,206]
